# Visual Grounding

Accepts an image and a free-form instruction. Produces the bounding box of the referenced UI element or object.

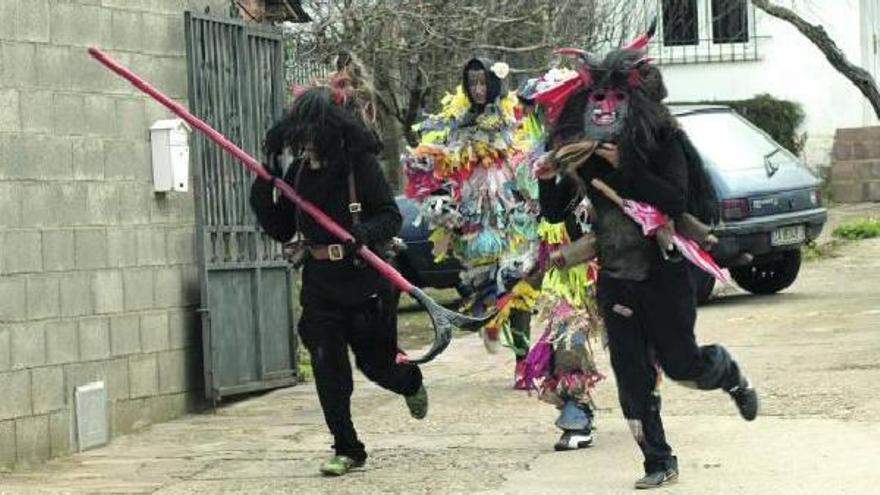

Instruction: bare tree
[752,0,880,118]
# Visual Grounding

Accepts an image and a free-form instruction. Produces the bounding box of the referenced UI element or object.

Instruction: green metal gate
[184,12,297,402]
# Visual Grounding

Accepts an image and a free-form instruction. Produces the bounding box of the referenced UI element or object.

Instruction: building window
[712,0,749,43]
[662,0,700,46]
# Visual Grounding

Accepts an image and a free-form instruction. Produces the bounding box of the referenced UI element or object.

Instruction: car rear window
[677,111,796,171]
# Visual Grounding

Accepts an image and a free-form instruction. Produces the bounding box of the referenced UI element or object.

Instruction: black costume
[535,41,757,485]
[250,87,422,464]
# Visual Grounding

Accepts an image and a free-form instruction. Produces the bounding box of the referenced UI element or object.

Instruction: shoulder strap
[347,170,362,225]
[293,163,306,236]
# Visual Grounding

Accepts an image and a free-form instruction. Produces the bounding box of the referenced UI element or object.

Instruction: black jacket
[539,133,689,281]
[250,153,402,304]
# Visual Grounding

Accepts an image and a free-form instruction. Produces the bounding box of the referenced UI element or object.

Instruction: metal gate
[184,12,297,402]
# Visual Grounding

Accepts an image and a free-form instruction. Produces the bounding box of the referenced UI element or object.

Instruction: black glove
[345,223,370,267]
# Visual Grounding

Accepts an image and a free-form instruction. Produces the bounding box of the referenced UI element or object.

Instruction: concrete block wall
[831,127,880,203]
[0,0,230,471]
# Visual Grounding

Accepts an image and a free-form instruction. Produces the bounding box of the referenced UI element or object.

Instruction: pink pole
[87,47,414,293]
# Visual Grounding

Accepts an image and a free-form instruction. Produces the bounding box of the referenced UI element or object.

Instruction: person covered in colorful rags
[516,75,607,452]
[531,26,760,489]
[402,57,541,387]
[249,55,428,477]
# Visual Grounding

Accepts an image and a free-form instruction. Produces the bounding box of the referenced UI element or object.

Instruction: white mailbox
[150,119,190,192]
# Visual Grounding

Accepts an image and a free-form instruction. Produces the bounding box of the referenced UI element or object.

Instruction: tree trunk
[378,108,403,192]
[752,0,880,119]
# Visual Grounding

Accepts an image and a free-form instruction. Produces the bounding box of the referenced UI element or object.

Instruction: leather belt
[309,243,347,261]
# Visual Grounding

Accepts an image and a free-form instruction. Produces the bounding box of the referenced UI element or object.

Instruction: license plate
[771,225,805,246]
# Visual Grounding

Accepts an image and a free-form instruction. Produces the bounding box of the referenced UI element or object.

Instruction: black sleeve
[353,155,402,244]
[249,167,298,243]
[629,138,689,217]
[538,175,578,223]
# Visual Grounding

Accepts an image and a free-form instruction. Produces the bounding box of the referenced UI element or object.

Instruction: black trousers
[298,287,423,462]
[596,260,743,474]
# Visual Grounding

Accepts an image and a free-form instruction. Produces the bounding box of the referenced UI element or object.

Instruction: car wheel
[730,249,802,295]
[689,266,716,305]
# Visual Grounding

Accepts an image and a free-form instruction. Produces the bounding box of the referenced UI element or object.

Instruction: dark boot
[634,456,678,489]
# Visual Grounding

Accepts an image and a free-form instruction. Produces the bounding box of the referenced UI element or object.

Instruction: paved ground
[2,211,880,494]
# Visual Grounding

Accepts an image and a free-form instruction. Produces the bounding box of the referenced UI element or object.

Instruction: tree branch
[472,43,550,53]
[752,0,880,119]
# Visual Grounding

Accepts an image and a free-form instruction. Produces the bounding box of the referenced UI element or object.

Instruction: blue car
[395,105,827,303]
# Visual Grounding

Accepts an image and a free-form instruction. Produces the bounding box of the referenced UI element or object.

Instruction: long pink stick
[87,47,414,293]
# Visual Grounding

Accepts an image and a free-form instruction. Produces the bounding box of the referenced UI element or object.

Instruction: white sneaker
[554,430,593,451]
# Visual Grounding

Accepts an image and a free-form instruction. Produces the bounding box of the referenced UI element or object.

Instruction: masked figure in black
[533,28,759,490]
[250,72,427,476]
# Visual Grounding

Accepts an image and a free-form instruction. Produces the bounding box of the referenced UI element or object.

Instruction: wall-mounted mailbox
[150,119,190,192]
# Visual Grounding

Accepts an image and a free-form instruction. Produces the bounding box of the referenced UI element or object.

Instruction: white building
[643,0,879,170]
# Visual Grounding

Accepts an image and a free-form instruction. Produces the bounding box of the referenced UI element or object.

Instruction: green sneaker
[319,455,363,476]
[405,384,428,420]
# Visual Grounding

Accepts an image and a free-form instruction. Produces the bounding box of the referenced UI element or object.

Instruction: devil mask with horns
[533,22,674,156]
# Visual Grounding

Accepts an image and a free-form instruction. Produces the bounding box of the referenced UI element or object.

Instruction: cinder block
[10,323,46,369]
[49,1,110,47]
[92,270,124,314]
[0,89,20,132]
[0,370,31,420]
[53,93,86,136]
[141,12,185,55]
[110,314,141,357]
[0,326,9,372]
[4,230,43,274]
[49,410,72,458]
[26,275,61,320]
[78,317,111,361]
[104,139,150,180]
[19,89,54,133]
[22,184,88,228]
[0,277,27,322]
[137,228,167,266]
[65,359,129,403]
[86,183,119,226]
[866,181,880,201]
[117,183,152,225]
[19,134,74,180]
[830,161,857,181]
[0,183,22,228]
[141,312,169,353]
[148,393,191,424]
[154,267,185,308]
[111,9,144,52]
[15,415,50,467]
[75,228,107,269]
[831,181,866,203]
[128,354,159,399]
[151,56,188,99]
[32,366,65,414]
[59,272,92,317]
[84,94,118,137]
[0,419,15,472]
[0,42,38,88]
[123,269,154,311]
[107,228,139,267]
[14,0,50,43]
[72,137,104,180]
[45,320,79,365]
[158,349,197,394]
[166,228,196,264]
[168,310,199,350]
[42,229,76,272]
[35,44,72,91]
[115,97,147,141]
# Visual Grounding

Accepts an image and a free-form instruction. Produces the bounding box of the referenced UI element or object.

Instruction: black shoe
[634,458,678,489]
[554,430,593,451]
[728,378,758,421]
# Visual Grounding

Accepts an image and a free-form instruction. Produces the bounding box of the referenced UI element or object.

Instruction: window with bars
[663,0,700,46]
[712,0,750,43]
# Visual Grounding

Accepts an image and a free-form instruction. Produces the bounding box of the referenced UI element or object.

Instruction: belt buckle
[327,244,345,261]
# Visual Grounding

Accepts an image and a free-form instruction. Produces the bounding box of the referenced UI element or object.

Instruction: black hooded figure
[537,39,758,489]
[250,85,427,476]
[459,57,504,127]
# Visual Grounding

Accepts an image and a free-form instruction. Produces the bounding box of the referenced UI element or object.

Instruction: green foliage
[832,218,880,240]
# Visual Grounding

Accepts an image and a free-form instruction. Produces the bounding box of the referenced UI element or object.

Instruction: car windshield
[677,111,794,171]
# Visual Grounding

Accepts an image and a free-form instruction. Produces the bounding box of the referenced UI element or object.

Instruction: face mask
[467,70,488,105]
[583,87,630,142]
